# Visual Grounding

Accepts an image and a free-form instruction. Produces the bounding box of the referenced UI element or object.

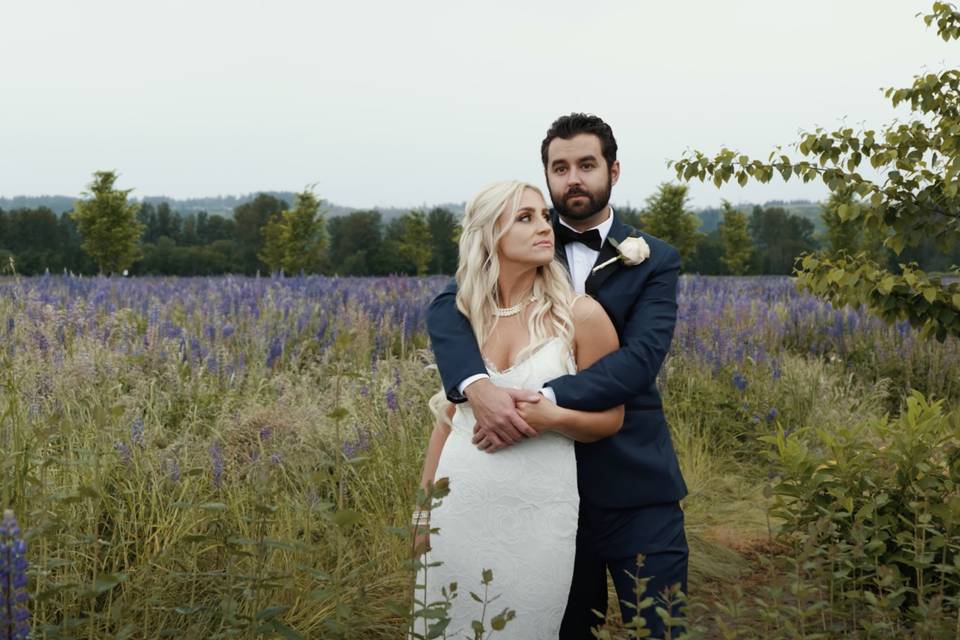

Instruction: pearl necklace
[493,296,536,317]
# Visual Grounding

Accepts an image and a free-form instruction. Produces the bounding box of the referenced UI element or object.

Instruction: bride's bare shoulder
[570,295,618,367]
[571,295,604,323]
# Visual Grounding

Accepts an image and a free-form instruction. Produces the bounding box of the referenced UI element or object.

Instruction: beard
[549,172,613,222]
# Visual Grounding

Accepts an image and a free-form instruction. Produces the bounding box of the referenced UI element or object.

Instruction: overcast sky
[1,0,953,209]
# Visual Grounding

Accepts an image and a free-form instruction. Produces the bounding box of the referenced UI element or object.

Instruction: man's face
[545,133,620,226]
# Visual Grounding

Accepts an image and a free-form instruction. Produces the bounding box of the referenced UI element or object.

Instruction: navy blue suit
[426,211,688,637]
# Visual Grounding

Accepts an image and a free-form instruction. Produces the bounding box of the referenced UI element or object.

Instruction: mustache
[564,188,592,200]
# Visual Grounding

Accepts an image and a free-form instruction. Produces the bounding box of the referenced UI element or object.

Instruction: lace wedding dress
[416,337,579,639]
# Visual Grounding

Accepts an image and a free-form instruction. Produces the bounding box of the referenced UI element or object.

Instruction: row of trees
[2,176,956,278]
[0,173,459,277]
[615,184,822,276]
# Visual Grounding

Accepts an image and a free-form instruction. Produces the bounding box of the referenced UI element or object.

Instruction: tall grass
[0,274,957,638]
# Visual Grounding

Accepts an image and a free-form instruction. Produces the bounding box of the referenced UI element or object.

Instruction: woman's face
[496,188,554,268]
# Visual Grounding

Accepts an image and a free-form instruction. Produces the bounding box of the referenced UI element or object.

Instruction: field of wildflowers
[0,273,957,638]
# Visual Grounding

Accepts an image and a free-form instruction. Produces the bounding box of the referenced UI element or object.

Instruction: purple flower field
[1,274,954,403]
[0,273,956,637]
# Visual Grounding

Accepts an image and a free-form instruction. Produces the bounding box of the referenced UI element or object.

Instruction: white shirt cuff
[539,386,557,403]
[458,373,490,396]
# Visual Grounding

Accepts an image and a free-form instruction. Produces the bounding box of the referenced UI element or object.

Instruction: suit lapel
[585,214,630,296]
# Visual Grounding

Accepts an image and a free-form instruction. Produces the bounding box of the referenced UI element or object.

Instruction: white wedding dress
[416,337,579,639]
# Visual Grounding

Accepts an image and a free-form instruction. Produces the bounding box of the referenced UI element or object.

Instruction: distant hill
[693,200,825,234]
[2,193,826,232]
[0,193,467,222]
[0,195,77,215]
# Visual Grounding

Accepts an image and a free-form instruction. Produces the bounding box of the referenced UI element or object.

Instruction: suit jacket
[426,211,688,509]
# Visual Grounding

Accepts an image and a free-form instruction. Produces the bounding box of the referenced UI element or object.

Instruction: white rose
[591,235,652,274]
[618,236,650,265]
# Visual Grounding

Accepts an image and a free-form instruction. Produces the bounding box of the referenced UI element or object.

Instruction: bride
[413,180,623,639]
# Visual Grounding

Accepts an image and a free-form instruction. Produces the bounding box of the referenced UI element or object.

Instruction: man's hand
[463,379,540,453]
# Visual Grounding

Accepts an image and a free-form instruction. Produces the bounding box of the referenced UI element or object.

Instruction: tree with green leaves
[821,187,887,263]
[258,210,287,273]
[257,189,328,274]
[718,201,753,275]
[395,211,432,275]
[281,189,328,274]
[71,171,144,275]
[672,2,960,339]
[328,210,383,275]
[234,193,288,274]
[639,183,703,266]
[747,206,818,275]
[427,207,459,274]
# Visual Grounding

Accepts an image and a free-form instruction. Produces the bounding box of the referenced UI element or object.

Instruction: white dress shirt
[457,209,616,401]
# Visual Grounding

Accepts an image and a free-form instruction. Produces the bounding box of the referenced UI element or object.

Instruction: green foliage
[821,187,887,263]
[615,205,644,230]
[640,184,704,266]
[685,230,724,275]
[387,211,432,276]
[258,189,329,274]
[328,210,385,275]
[259,210,287,273]
[70,171,144,275]
[282,190,329,274]
[747,206,818,275]
[717,202,752,275]
[233,193,289,274]
[672,2,960,338]
[427,208,459,275]
[0,249,14,274]
[760,391,960,635]
[2,274,959,637]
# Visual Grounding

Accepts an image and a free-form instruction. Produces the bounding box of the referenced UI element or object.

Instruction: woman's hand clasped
[515,395,561,434]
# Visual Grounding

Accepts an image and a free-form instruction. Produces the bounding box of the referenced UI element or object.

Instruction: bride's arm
[414,401,455,551]
[517,297,624,442]
[419,401,456,491]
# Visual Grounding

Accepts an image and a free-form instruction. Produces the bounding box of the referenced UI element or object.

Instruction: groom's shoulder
[428,278,458,309]
[620,223,681,269]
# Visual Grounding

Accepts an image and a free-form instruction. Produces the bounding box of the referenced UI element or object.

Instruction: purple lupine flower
[732,372,748,393]
[33,331,49,355]
[259,427,272,442]
[131,417,146,450]
[270,453,282,466]
[166,458,181,484]
[209,441,224,488]
[114,441,132,466]
[766,408,778,423]
[771,360,782,381]
[0,509,31,640]
[342,439,360,459]
[266,335,283,369]
[385,388,399,412]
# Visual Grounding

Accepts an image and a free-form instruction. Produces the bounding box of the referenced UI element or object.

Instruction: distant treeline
[0,191,956,277]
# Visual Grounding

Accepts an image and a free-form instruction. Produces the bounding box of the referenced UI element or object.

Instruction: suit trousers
[559,501,688,639]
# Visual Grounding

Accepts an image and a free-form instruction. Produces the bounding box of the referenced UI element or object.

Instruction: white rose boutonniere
[591,236,650,274]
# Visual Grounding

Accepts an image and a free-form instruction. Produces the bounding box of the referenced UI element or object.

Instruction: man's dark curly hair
[540,113,618,170]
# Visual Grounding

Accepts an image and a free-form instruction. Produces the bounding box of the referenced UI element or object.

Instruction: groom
[427,113,688,637]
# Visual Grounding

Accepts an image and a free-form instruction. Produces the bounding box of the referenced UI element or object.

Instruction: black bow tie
[556,225,603,251]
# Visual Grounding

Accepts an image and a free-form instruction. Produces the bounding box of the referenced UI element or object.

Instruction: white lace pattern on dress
[416,337,579,639]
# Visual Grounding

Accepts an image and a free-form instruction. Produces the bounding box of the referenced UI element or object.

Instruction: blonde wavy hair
[455,180,576,363]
